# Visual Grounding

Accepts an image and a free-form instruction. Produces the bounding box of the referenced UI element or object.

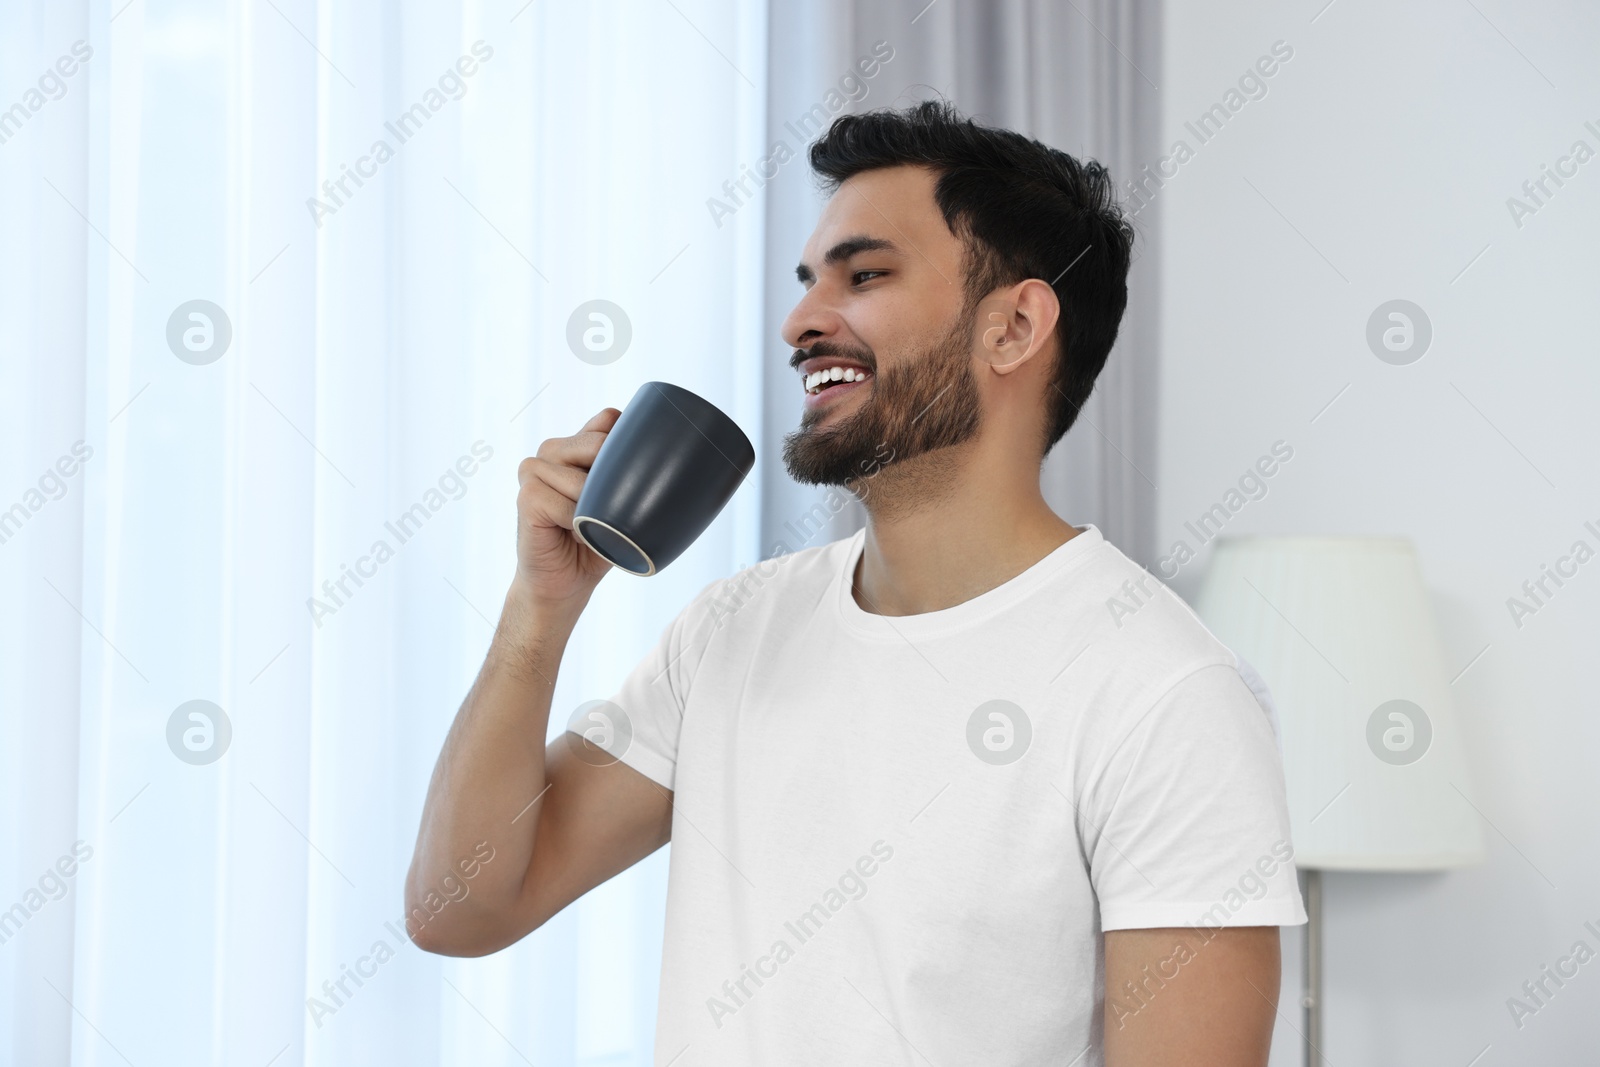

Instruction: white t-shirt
[582,523,1307,1066]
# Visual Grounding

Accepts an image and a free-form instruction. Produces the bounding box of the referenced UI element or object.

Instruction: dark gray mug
[572,381,755,576]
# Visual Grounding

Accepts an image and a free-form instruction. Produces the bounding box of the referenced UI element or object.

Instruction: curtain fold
[2,1,765,1064]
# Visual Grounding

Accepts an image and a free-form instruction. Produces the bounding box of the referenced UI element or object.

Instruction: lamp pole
[1301,867,1323,1067]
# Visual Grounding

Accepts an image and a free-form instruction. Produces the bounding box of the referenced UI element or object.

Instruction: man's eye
[852,270,887,285]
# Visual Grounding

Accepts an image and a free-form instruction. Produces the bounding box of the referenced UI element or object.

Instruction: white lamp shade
[1195,536,1486,871]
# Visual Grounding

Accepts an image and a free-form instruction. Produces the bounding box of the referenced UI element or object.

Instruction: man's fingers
[519,409,619,487]
[531,487,577,532]
[580,407,622,434]
[522,456,585,502]
[535,430,611,469]
[517,475,579,529]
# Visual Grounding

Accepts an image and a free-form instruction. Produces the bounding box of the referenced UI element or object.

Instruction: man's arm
[404,408,674,958]
[1103,926,1282,1067]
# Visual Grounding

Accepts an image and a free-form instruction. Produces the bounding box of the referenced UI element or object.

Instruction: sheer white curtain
[0,0,764,1063]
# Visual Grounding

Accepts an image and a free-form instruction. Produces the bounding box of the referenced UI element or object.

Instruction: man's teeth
[804,366,870,394]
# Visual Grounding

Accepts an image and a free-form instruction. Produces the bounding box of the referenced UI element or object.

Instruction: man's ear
[976,279,1061,375]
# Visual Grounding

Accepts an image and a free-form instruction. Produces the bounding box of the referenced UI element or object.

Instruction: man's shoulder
[1038,536,1284,765]
[678,533,856,629]
[1060,534,1247,707]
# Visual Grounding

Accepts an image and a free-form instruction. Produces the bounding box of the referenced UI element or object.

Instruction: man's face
[780,165,983,488]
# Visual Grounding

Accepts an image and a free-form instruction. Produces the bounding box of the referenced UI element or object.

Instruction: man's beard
[781,306,982,489]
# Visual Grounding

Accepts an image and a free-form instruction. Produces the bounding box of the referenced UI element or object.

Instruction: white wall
[1157,1,1600,1063]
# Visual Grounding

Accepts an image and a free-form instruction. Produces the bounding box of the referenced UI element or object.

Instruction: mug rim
[572,515,658,577]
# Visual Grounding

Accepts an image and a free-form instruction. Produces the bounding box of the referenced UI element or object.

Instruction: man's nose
[781,289,842,351]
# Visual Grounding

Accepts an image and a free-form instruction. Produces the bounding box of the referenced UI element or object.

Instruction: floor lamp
[1195,536,1485,1067]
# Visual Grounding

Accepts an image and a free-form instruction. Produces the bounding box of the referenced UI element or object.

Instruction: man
[406,101,1306,1066]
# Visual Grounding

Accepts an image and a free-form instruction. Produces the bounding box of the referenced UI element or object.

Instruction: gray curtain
[758,0,1162,567]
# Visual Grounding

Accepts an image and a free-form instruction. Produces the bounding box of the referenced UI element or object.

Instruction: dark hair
[808,101,1134,455]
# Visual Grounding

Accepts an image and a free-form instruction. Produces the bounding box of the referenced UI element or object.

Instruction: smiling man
[407,101,1306,1066]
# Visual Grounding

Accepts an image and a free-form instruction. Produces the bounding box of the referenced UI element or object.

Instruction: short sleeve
[1232,650,1285,759]
[1082,662,1308,932]
[570,578,723,791]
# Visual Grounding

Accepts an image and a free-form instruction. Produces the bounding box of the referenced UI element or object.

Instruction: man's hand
[1103,926,1282,1067]
[514,406,622,608]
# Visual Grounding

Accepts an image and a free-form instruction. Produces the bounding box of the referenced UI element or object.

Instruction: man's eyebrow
[794,235,901,284]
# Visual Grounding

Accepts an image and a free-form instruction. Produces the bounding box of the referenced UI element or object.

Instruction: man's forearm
[404,579,584,952]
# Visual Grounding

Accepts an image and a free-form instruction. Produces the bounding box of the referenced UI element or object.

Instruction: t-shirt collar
[832,524,1106,640]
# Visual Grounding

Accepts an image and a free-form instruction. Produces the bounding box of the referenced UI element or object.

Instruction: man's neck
[848,448,1082,618]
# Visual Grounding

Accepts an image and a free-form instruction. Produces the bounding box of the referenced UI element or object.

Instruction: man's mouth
[803,365,873,395]
[800,361,873,412]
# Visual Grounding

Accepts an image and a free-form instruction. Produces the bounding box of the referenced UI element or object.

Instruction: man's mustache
[789,340,876,372]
